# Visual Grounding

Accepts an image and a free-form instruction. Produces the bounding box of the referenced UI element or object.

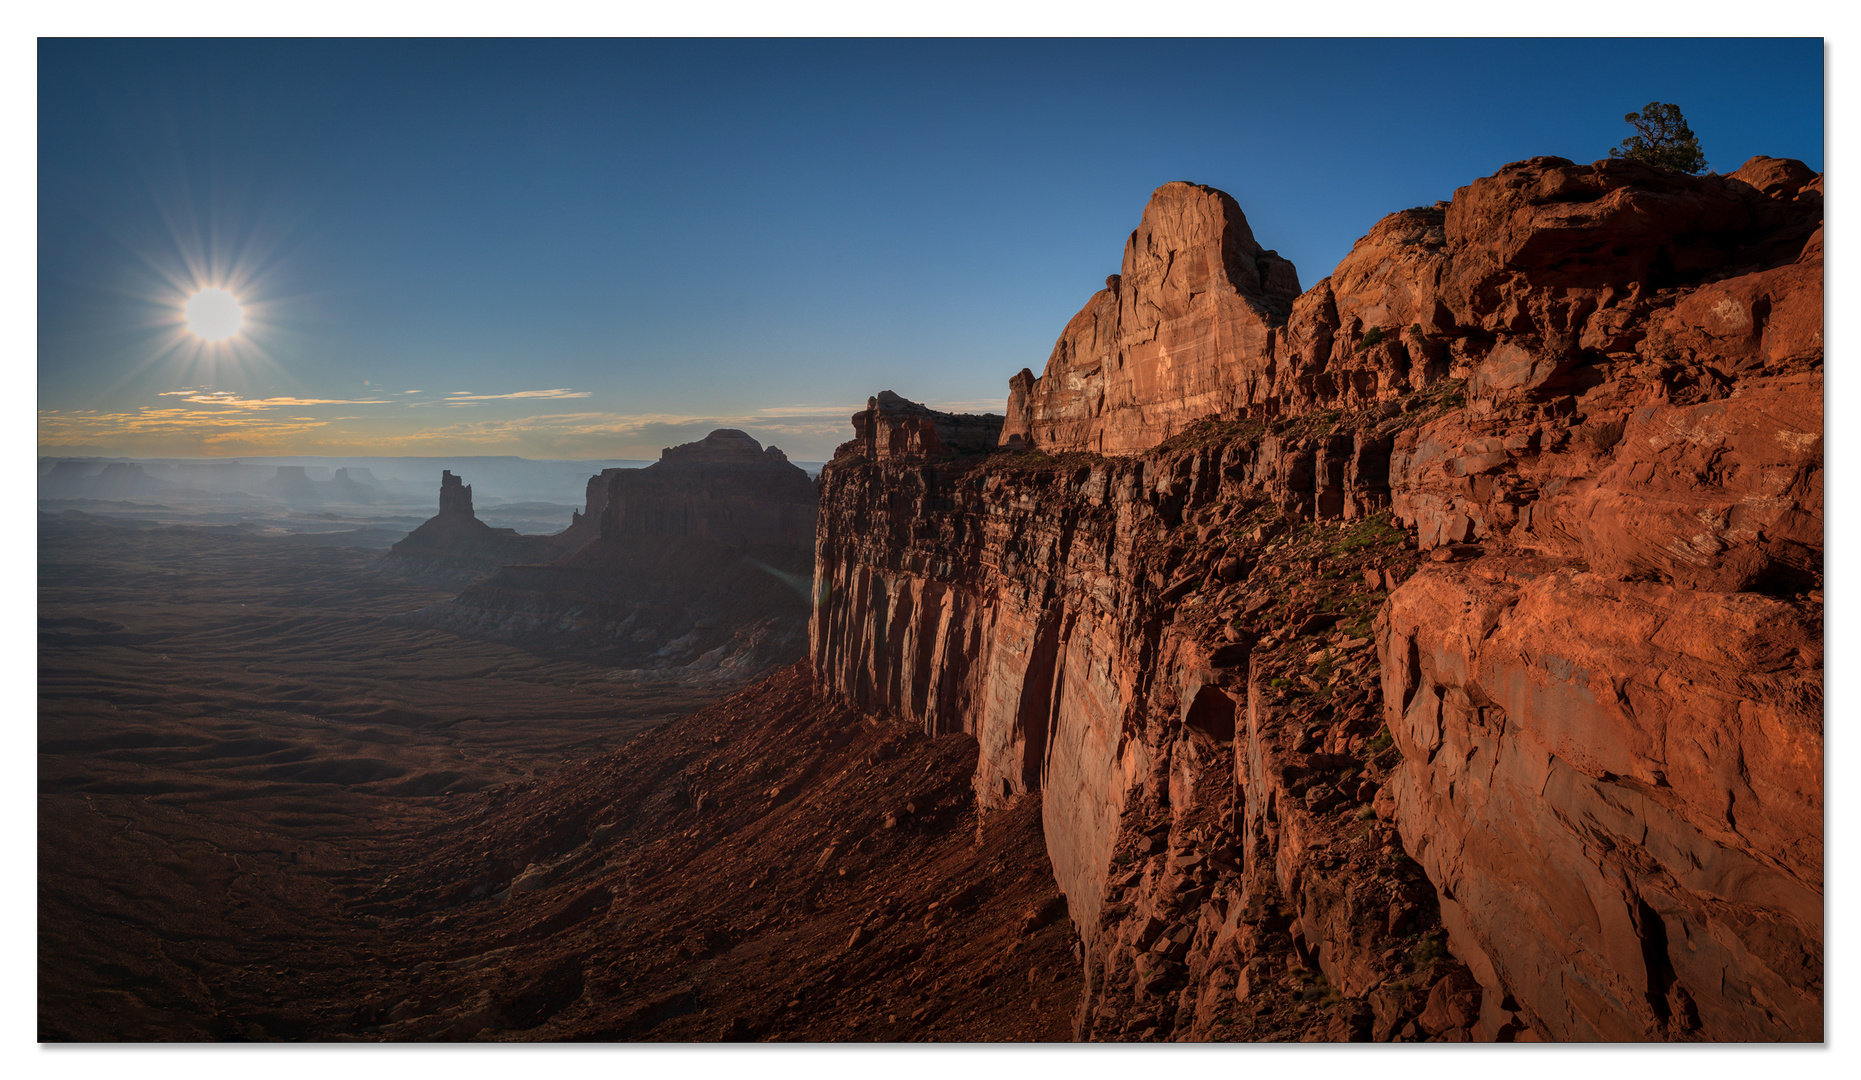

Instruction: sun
[184,287,245,341]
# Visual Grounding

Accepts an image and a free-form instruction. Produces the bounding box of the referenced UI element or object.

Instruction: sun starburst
[184,287,246,341]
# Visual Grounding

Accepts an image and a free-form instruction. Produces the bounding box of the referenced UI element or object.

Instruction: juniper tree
[1609,102,1708,174]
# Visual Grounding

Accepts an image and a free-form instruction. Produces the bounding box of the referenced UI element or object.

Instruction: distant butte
[382,469,575,587]
[403,429,819,678]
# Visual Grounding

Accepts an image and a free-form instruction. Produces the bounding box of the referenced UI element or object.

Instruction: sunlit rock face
[814,157,1822,1041]
[1000,181,1301,455]
[1379,561,1820,1041]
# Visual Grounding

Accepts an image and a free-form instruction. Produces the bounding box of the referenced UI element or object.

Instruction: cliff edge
[814,155,1822,1041]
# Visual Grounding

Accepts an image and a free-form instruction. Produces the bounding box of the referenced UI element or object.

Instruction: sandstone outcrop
[847,391,1005,461]
[1000,182,1300,454]
[601,428,817,549]
[265,465,322,502]
[1008,157,1822,459]
[1378,559,1820,1040]
[815,414,1502,1040]
[409,431,817,678]
[813,155,1821,1041]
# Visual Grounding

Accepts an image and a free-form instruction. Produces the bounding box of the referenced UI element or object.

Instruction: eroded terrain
[38,513,711,1040]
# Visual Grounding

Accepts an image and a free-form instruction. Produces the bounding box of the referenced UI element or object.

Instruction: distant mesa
[39,460,107,499]
[264,466,321,503]
[84,463,178,500]
[39,461,183,500]
[261,465,398,507]
[600,428,818,549]
[401,428,819,679]
[327,467,380,505]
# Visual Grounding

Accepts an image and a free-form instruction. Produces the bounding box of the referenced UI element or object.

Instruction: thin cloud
[38,406,336,453]
[156,389,395,409]
[442,388,593,403]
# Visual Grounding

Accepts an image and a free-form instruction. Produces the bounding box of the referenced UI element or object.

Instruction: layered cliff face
[382,470,572,587]
[813,156,1821,1041]
[816,405,1486,1040]
[408,431,817,678]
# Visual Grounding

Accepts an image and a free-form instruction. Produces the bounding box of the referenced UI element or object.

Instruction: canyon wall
[407,430,818,678]
[813,156,1822,1041]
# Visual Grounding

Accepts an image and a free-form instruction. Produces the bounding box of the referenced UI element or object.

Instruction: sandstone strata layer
[814,156,1822,1041]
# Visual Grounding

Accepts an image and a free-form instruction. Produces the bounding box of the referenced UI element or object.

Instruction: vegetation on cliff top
[1609,101,1709,175]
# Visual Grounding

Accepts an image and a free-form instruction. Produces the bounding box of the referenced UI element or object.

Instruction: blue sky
[37,38,1825,461]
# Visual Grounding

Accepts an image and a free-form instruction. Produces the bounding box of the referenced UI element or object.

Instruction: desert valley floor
[37,511,1081,1042]
[37,512,705,1038]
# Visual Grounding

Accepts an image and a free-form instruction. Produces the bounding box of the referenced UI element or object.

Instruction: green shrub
[1329,511,1407,554]
[1414,934,1448,965]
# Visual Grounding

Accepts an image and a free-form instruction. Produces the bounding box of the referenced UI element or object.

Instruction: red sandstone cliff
[812,156,1821,1041]
[1000,182,1300,455]
[409,431,818,678]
